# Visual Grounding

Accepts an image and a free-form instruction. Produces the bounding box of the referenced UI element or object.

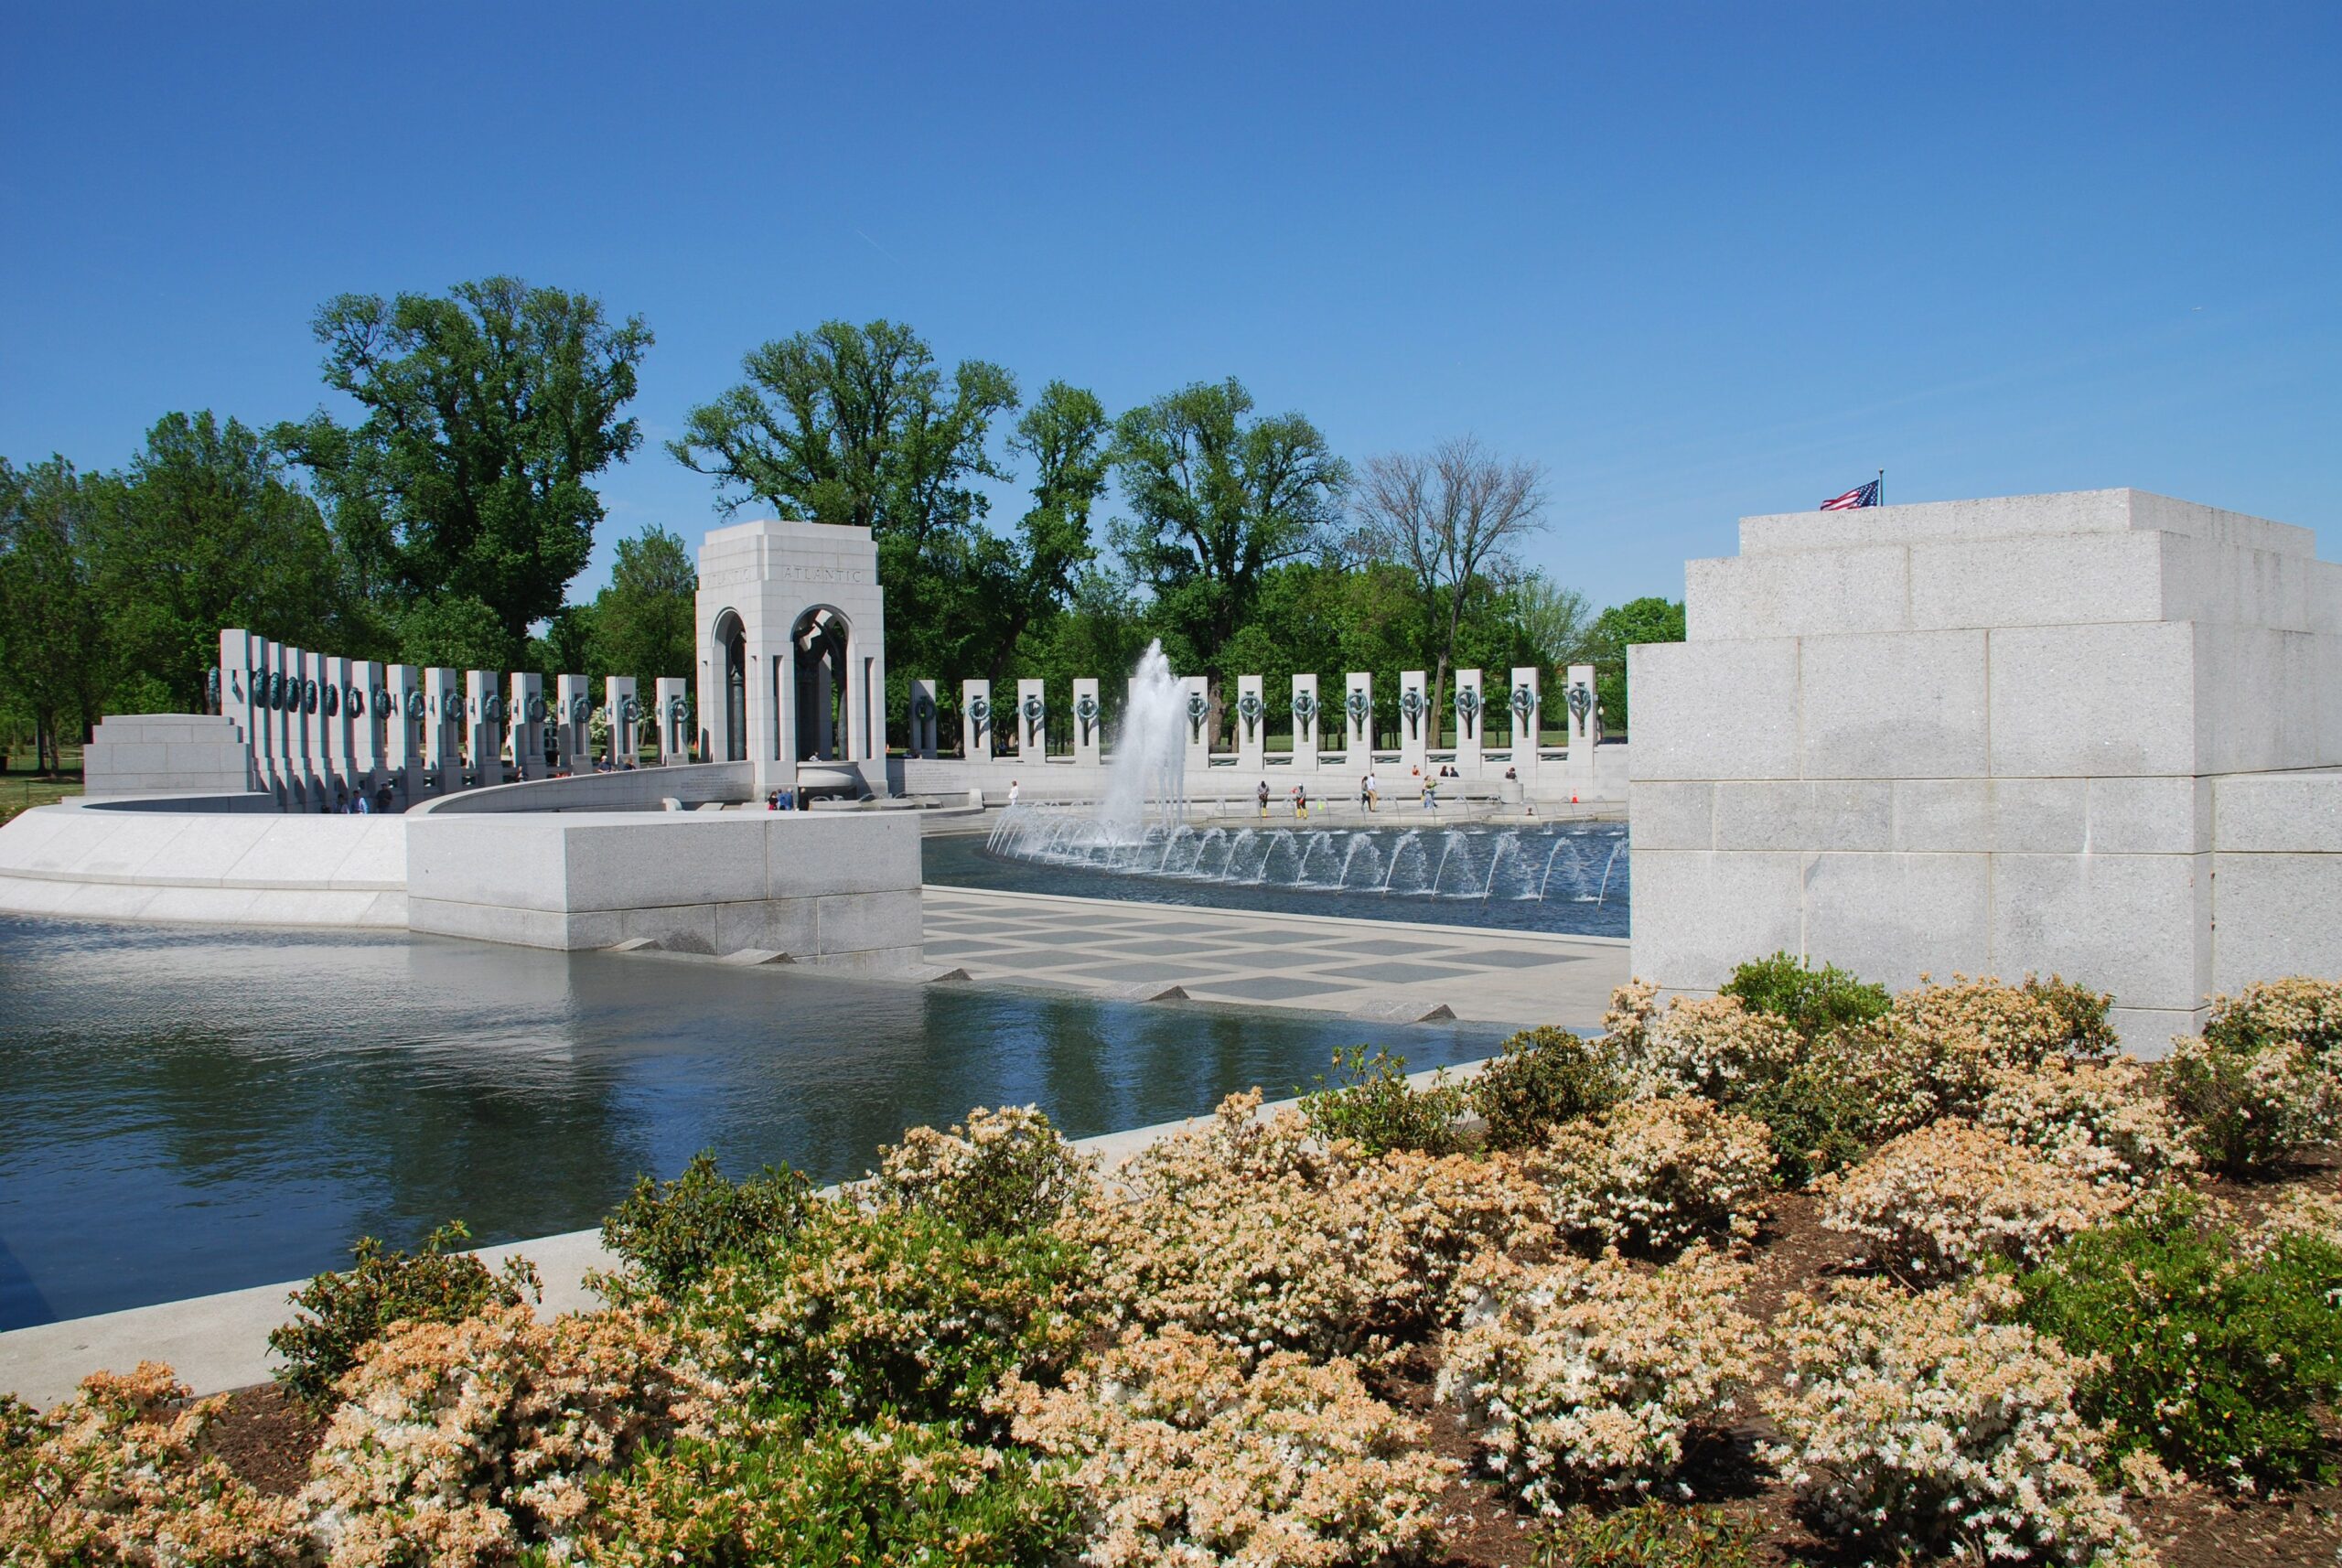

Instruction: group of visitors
[1252,779,1313,819]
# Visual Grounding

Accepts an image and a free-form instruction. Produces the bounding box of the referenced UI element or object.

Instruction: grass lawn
[0,747,83,826]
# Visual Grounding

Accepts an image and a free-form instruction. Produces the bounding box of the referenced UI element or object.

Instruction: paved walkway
[922,885,1628,1030]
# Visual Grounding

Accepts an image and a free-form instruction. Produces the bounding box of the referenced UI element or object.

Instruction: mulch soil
[198,1163,2342,1567]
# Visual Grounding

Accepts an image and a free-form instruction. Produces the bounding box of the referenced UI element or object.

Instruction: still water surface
[0,917,1500,1329]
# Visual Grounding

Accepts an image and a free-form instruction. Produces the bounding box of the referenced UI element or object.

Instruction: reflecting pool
[0,917,1501,1329]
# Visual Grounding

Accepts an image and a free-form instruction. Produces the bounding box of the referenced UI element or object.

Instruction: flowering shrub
[599,1152,813,1294]
[1816,1121,2122,1280]
[2202,976,2342,1058]
[1853,974,2117,1135]
[304,1304,699,1568]
[872,1103,1097,1235]
[2015,1195,2342,1493]
[1535,1097,1776,1256]
[1766,1277,2151,1566]
[1001,1326,1451,1567]
[1065,1091,1408,1363]
[2162,1030,2341,1176]
[2258,1183,2342,1248]
[269,1220,541,1407]
[1718,950,1890,1039]
[579,1414,1077,1567]
[1298,1045,1469,1156]
[1440,1248,1761,1509]
[1980,1057,2197,1195]
[0,1363,301,1567]
[687,1199,1085,1432]
[1467,1026,1622,1152]
[1348,1147,1555,1326]
[1598,983,1800,1104]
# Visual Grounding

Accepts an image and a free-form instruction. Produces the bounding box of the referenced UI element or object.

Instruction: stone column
[1070,677,1102,768]
[1289,674,1320,774]
[510,672,547,780]
[604,676,639,769]
[1233,674,1266,773]
[1015,678,1047,763]
[1454,668,1486,777]
[465,671,500,787]
[654,677,691,765]
[907,678,939,758]
[263,640,293,807]
[425,667,466,795]
[385,664,424,805]
[218,629,261,794]
[351,660,383,800]
[297,649,328,810]
[962,679,994,761]
[1343,672,1373,769]
[555,675,592,773]
[1181,674,1211,778]
[1508,667,1542,789]
[1562,661,1598,790]
[1398,668,1429,779]
[328,656,357,807]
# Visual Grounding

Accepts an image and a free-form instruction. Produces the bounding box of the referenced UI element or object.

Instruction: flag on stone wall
[1820,479,1881,511]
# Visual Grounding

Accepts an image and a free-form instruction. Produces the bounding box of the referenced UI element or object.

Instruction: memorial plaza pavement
[917,878,1629,1032]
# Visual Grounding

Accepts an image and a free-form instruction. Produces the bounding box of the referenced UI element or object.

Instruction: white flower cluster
[1535,1096,1777,1254]
[1979,1058,2197,1194]
[1438,1246,1761,1509]
[1816,1120,2123,1280]
[1001,1325,1453,1568]
[1766,1277,2154,1567]
[873,1101,1098,1233]
[1599,982,1799,1102]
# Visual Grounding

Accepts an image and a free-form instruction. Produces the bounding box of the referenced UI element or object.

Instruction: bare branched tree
[1351,436,1549,735]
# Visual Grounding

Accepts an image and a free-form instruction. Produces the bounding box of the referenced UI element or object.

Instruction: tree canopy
[277,276,651,667]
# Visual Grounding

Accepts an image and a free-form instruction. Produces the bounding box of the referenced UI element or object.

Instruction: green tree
[97,412,348,710]
[1110,379,1348,677]
[1584,595,1686,734]
[587,525,699,693]
[669,319,1018,684]
[0,458,110,769]
[1511,571,1595,669]
[983,381,1110,683]
[278,276,651,663]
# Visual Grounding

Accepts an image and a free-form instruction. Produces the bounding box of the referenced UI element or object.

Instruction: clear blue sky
[4,2,2335,611]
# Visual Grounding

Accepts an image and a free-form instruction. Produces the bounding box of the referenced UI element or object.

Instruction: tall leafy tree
[0,458,110,769]
[98,412,347,710]
[277,277,651,665]
[1585,595,1686,734]
[983,381,1110,682]
[1111,378,1348,676]
[587,525,699,693]
[668,318,1019,686]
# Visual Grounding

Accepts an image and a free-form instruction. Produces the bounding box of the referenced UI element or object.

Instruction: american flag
[1820,478,1881,511]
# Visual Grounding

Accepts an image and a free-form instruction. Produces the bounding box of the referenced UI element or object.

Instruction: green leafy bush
[581,1415,1076,1568]
[268,1219,539,1405]
[1739,1058,1876,1187]
[1299,1044,1468,1155]
[1531,1501,1759,1568]
[1718,951,1889,1040]
[1469,1026,1621,1152]
[601,1150,814,1293]
[688,1201,1085,1433]
[2162,1033,2339,1176]
[2014,1195,2342,1492]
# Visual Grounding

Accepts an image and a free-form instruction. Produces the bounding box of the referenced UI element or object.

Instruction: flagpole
[1877,468,1885,507]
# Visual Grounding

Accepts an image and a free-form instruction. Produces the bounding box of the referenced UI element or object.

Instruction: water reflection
[0,917,1499,1327]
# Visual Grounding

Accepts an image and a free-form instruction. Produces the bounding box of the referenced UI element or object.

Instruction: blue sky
[3,2,2335,611]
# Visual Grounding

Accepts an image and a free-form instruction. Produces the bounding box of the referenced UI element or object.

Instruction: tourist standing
[1007,779,1020,809]
[1257,779,1270,819]
[1292,782,1308,820]
[1362,768,1378,812]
